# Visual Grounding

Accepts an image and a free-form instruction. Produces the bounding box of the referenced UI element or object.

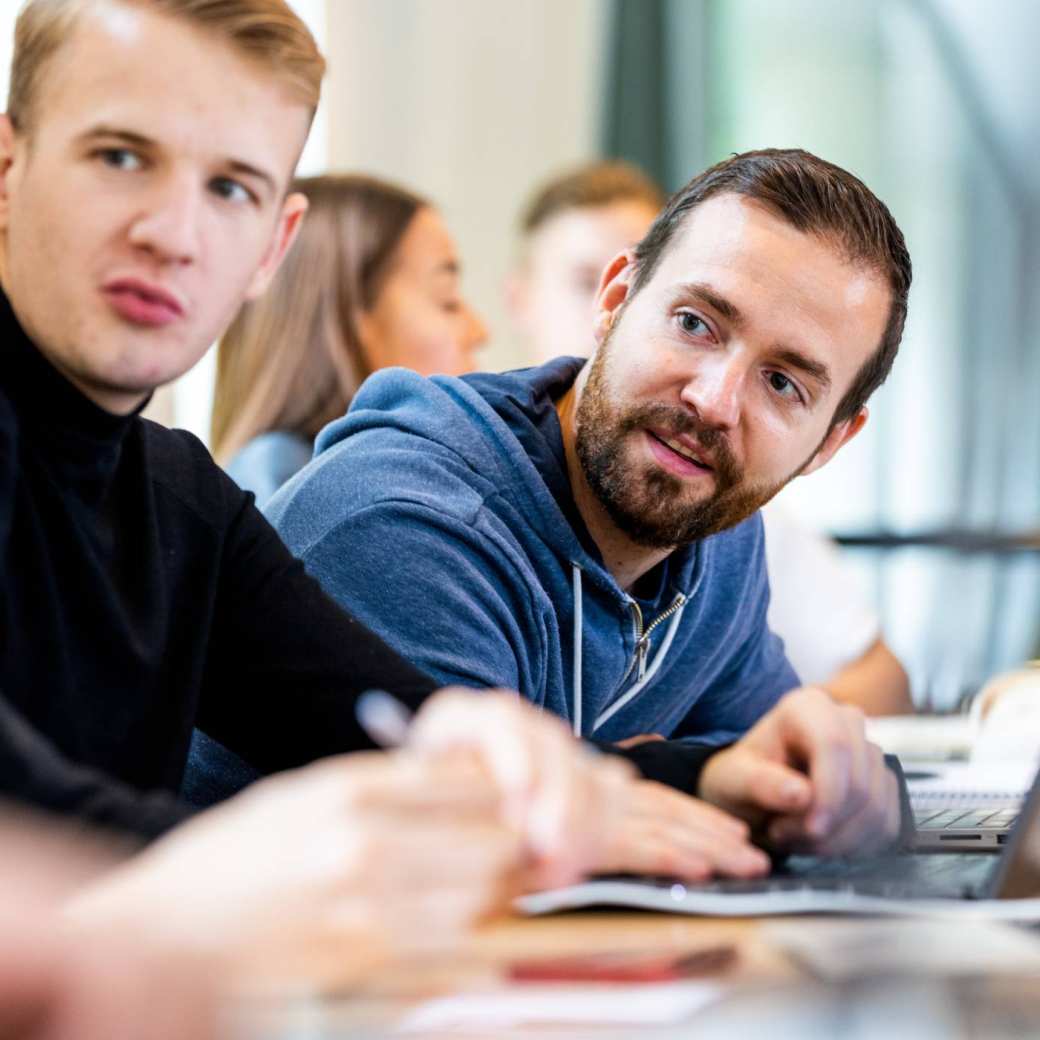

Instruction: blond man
[0,0,640,967]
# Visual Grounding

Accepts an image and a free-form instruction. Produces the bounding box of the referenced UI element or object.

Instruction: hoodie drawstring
[571,564,583,737]
[592,603,687,732]
[570,562,691,737]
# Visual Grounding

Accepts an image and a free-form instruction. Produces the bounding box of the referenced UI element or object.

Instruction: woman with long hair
[211,173,487,505]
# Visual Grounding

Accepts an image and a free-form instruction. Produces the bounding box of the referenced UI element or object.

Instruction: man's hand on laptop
[697,687,901,856]
[597,779,772,880]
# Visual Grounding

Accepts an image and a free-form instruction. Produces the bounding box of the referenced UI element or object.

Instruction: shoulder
[138,419,251,527]
[226,431,311,506]
[272,373,502,537]
[229,431,311,474]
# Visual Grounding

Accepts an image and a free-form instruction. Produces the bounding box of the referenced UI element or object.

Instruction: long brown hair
[211,174,427,463]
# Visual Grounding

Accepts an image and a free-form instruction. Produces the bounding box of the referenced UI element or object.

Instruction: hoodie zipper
[627,593,687,682]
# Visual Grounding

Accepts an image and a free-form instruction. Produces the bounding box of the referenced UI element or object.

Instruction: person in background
[506,160,664,367]
[762,501,911,714]
[211,173,488,506]
[508,160,912,717]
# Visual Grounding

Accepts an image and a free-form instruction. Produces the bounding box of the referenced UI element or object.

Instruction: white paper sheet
[396,980,724,1031]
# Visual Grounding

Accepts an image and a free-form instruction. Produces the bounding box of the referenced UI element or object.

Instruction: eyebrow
[77,125,152,149]
[675,281,833,392]
[773,347,832,393]
[77,125,278,198]
[434,259,460,277]
[675,281,745,324]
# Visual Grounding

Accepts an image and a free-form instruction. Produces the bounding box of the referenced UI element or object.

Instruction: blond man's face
[0,2,311,413]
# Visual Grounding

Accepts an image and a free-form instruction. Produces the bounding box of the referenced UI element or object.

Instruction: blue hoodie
[267,357,798,746]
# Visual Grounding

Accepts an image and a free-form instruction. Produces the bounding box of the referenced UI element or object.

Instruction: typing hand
[697,687,901,856]
[595,778,771,880]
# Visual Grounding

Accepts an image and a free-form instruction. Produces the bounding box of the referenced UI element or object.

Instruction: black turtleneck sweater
[0,290,439,839]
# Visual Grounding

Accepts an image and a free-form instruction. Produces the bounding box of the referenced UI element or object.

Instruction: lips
[103,278,185,328]
[646,429,714,474]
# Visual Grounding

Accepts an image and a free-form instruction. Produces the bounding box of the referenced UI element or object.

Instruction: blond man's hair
[8,0,325,132]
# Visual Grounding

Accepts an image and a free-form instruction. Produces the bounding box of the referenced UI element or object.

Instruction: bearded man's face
[572,194,892,549]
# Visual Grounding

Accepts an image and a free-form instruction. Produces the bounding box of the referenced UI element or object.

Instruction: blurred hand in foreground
[0,811,217,1040]
[408,689,632,889]
[69,689,631,982]
[698,686,901,856]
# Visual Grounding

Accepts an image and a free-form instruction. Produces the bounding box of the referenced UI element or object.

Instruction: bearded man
[267,149,913,858]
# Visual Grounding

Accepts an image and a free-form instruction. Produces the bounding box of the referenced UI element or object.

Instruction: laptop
[518,762,1040,918]
[912,804,1020,851]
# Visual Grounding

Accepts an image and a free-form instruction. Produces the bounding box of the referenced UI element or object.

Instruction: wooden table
[233,907,1040,1038]
[232,909,799,1037]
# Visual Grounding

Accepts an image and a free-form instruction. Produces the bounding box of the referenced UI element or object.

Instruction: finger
[724,752,814,816]
[607,785,770,878]
[817,707,872,838]
[783,706,851,837]
[411,690,588,861]
[811,757,900,857]
[336,752,503,818]
[631,781,751,839]
[601,823,713,881]
[410,689,538,802]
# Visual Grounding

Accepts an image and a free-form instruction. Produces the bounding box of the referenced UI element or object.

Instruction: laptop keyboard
[631,852,997,901]
[914,808,1019,831]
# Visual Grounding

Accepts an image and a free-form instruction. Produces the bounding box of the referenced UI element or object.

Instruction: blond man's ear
[243,190,308,302]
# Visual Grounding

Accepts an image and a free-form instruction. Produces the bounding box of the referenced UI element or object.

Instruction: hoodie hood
[316,357,703,607]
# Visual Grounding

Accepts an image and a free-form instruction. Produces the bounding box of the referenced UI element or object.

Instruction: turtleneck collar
[0,285,150,501]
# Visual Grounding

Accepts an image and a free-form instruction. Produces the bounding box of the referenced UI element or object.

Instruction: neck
[556,372,673,593]
[52,366,148,417]
[0,272,146,417]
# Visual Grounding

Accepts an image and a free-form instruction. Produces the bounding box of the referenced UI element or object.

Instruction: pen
[356,689,414,748]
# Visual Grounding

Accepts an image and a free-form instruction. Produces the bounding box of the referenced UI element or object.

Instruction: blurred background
[3,0,1039,706]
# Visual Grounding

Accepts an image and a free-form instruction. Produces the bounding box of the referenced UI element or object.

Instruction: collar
[0,286,149,496]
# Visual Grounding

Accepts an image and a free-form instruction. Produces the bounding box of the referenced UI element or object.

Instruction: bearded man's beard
[574,342,800,549]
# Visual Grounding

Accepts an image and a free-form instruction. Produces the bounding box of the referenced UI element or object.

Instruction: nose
[127,171,202,266]
[679,352,747,431]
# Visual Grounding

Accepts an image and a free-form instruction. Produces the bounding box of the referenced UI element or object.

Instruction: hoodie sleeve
[285,497,555,700]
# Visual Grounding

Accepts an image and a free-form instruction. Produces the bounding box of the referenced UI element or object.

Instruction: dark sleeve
[0,403,192,839]
[196,495,439,773]
[593,738,723,796]
[0,685,193,840]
